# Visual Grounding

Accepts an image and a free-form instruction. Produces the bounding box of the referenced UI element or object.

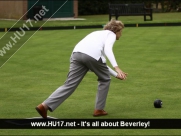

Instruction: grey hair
[103,19,124,33]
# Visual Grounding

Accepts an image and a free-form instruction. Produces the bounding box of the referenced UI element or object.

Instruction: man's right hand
[114,66,127,80]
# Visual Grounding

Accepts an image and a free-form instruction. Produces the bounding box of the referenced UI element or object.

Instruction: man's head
[103,19,124,40]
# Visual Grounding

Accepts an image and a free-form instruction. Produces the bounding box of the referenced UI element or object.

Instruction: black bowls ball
[154,99,162,108]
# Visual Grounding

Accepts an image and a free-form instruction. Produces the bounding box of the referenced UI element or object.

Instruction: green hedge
[78,0,150,15]
[78,0,181,15]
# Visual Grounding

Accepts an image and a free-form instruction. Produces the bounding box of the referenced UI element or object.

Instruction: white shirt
[73,30,118,77]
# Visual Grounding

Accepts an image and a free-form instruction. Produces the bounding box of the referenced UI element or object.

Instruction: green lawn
[0,12,181,28]
[0,27,181,135]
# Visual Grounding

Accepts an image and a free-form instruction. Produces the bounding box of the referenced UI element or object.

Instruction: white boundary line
[0,0,40,39]
[0,0,69,69]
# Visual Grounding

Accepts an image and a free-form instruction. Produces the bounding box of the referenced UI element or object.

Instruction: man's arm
[107,66,117,77]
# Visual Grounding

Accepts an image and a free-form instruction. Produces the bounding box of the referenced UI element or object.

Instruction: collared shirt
[73,30,118,67]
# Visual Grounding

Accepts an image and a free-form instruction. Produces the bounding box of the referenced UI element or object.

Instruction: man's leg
[36,53,89,118]
[81,54,111,114]
[44,53,89,111]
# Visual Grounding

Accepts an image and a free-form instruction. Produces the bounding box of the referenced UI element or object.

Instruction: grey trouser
[44,52,111,112]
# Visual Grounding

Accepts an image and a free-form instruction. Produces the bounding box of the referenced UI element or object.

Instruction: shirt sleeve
[104,32,118,67]
[107,66,118,77]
